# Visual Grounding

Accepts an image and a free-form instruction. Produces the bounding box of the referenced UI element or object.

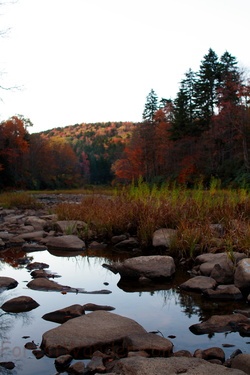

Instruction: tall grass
[0,191,42,209]
[54,181,250,257]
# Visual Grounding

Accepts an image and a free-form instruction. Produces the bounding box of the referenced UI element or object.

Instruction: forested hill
[39,121,138,184]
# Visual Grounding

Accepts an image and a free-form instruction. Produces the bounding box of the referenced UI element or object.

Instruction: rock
[30,269,60,278]
[189,313,249,335]
[26,262,49,270]
[179,276,217,292]
[0,276,18,291]
[88,241,107,250]
[27,278,76,292]
[86,354,106,373]
[106,356,247,374]
[42,304,85,323]
[234,258,250,289]
[234,309,250,318]
[41,311,147,358]
[231,354,250,374]
[173,350,192,357]
[25,341,38,350]
[1,296,39,313]
[82,303,115,312]
[14,230,47,241]
[22,243,48,252]
[201,347,225,362]
[67,361,85,374]
[0,361,15,370]
[195,252,246,284]
[54,220,87,234]
[123,332,173,357]
[55,354,73,369]
[114,237,139,249]
[46,235,86,251]
[32,349,44,359]
[128,350,150,358]
[152,228,177,248]
[111,234,127,244]
[203,285,243,300]
[24,216,47,230]
[103,255,175,280]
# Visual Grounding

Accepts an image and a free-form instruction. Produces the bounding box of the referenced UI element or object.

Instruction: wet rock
[42,304,85,323]
[0,361,15,370]
[25,341,38,350]
[27,278,74,292]
[32,349,44,359]
[46,235,86,251]
[203,285,243,300]
[123,332,173,357]
[26,261,49,270]
[201,347,225,362]
[152,228,177,248]
[234,258,250,289]
[22,243,48,252]
[30,269,61,278]
[55,354,73,371]
[179,276,217,293]
[189,313,249,335]
[41,311,147,358]
[106,356,247,375]
[103,255,175,280]
[67,361,85,374]
[1,296,39,312]
[0,276,18,291]
[82,303,115,312]
[231,354,250,374]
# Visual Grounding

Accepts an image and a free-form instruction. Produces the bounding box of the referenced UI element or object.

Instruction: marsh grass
[0,191,42,209]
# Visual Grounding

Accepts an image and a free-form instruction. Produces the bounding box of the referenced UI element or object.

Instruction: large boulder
[123,332,173,357]
[231,354,250,374]
[103,255,175,281]
[46,235,86,252]
[234,258,250,289]
[41,311,148,358]
[106,356,247,375]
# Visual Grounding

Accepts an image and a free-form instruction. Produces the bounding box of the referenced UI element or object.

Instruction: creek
[0,248,249,375]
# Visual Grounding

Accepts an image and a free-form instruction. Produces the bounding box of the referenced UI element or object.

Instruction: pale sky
[0,0,250,133]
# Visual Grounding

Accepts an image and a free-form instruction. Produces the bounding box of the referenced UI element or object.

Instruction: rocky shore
[0,196,250,374]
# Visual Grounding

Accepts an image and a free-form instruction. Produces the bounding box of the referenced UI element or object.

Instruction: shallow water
[0,248,249,374]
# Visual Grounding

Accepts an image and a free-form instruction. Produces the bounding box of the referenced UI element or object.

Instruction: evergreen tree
[170,69,197,139]
[142,89,158,122]
[194,48,220,129]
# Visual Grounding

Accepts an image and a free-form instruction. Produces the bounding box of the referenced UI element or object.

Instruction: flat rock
[180,276,217,292]
[1,296,39,312]
[26,262,49,270]
[42,304,85,323]
[46,235,86,251]
[82,303,115,312]
[41,311,147,358]
[107,356,247,374]
[27,278,74,292]
[203,285,243,300]
[22,243,47,252]
[24,216,47,230]
[123,332,173,356]
[189,313,249,335]
[0,276,18,291]
[103,255,175,280]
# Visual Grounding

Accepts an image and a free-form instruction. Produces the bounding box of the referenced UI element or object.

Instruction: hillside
[39,121,139,184]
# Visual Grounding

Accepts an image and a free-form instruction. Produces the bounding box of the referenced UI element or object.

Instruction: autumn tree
[0,116,30,187]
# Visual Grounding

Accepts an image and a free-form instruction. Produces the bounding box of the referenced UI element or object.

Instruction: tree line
[113,49,250,187]
[0,48,250,190]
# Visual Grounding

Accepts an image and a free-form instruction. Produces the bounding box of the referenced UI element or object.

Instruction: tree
[194,48,220,129]
[142,89,158,122]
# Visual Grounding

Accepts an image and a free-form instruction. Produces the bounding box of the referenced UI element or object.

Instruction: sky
[0,0,250,133]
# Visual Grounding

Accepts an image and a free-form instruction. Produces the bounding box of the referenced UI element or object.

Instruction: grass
[0,191,42,209]
[2,181,250,259]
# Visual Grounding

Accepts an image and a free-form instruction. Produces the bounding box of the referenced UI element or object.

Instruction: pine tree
[194,48,220,130]
[142,89,158,122]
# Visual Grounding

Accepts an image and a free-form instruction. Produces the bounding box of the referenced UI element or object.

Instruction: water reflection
[0,248,249,374]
